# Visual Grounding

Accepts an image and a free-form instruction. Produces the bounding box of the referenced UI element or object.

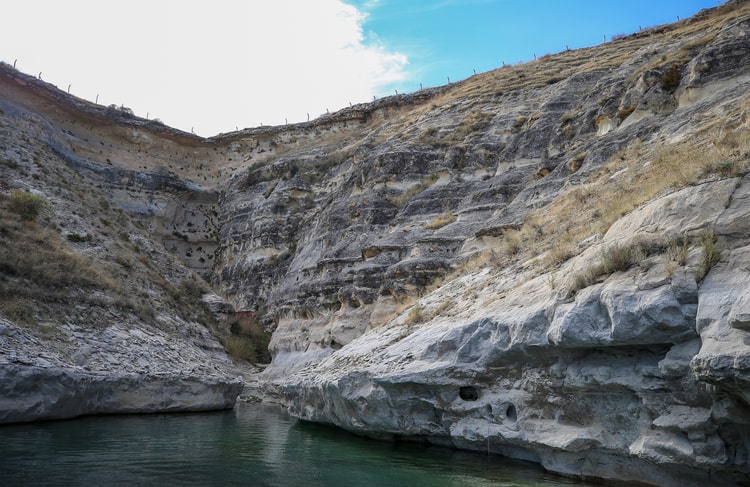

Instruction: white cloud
[1,0,408,135]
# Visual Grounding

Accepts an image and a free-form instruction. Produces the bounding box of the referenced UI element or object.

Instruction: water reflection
[0,403,593,486]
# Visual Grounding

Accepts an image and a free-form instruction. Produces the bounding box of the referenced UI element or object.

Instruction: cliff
[1,1,750,485]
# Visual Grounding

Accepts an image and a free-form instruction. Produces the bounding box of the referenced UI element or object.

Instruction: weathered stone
[1,3,750,486]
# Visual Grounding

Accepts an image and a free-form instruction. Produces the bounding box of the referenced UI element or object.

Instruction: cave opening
[459,386,479,401]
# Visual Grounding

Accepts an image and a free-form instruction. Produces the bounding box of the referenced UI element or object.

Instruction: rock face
[1,2,750,485]
[282,177,750,486]
[0,318,243,423]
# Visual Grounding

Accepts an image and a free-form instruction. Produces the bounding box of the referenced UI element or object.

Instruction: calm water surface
[0,402,596,486]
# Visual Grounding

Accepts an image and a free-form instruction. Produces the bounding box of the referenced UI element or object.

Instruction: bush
[404,304,424,325]
[568,242,648,295]
[425,211,456,230]
[8,190,49,221]
[714,159,744,178]
[226,312,272,363]
[66,233,91,243]
[225,335,258,362]
[666,236,689,266]
[696,229,719,281]
[661,65,681,92]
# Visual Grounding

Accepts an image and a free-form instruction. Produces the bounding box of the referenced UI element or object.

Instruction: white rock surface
[273,178,750,487]
[0,318,243,423]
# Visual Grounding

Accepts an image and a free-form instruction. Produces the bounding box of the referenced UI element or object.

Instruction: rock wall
[1,1,750,485]
[245,5,750,486]
[281,177,750,486]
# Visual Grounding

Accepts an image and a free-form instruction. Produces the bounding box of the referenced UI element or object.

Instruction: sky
[2,1,722,136]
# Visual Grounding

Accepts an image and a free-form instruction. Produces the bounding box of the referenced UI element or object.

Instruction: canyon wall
[1,1,750,485]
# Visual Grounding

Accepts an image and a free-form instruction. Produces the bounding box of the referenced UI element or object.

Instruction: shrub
[715,159,744,178]
[225,335,258,362]
[425,211,456,230]
[660,64,681,92]
[8,190,49,221]
[1,158,18,169]
[66,233,91,243]
[226,312,272,363]
[696,229,719,281]
[666,236,690,266]
[404,304,424,325]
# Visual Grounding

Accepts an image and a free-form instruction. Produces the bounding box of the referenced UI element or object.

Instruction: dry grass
[403,304,424,325]
[696,228,720,282]
[568,152,587,173]
[387,173,439,208]
[0,200,123,325]
[417,0,750,122]
[425,211,457,230]
[666,236,690,266]
[223,312,272,363]
[445,109,494,143]
[567,241,650,295]
[491,125,749,282]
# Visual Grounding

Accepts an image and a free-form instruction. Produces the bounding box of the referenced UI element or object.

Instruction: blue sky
[1,1,721,136]
[350,0,722,93]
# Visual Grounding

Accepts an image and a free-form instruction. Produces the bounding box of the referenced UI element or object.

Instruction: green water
[0,403,595,486]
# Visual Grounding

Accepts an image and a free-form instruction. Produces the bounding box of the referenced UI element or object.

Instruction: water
[0,403,595,486]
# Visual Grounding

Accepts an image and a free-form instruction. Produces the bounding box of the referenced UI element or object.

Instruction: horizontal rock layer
[0,366,242,423]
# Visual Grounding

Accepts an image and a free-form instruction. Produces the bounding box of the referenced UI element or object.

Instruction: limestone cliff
[1,1,750,485]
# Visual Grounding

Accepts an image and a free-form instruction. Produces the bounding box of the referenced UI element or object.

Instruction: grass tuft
[696,228,719,282]
[8,190,50,221]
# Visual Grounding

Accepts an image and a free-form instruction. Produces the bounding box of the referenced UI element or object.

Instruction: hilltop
[1,1,750,485]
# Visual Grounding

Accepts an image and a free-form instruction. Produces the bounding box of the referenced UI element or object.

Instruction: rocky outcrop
[281,177,750,486]
[1,1,750,485]
[0,317,243,423]
[0,366,241,423]
[0,65,242,422]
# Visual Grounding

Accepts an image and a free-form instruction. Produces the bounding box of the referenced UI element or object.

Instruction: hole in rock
[505,404,517,422]
[459,386,479,401]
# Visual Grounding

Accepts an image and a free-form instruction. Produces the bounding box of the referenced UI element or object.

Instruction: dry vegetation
[425,211,457,230]
[387,173,439,208]
[0,192,126,326]
[484,124,749,291]
[224,312,272,363]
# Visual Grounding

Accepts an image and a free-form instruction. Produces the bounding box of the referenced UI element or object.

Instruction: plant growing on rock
[8,190,49,221]
[404,304,424,325]
[696,228,720,281]
[225,312,272,363]
[617,105,636,122]
[713,158,745,178]
[567,241,649,295]
[666,236,690,266]
[660,64,682,92]
[425,211,456,230]
[568,152,587,173]
[387,174,438,208]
